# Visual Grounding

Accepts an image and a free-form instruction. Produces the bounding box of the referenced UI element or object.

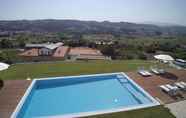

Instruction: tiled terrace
[0,69,186,118]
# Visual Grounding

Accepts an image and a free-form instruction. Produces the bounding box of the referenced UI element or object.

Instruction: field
[0,60,157,80]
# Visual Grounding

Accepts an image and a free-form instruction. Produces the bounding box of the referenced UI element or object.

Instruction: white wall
[39,48,53,56]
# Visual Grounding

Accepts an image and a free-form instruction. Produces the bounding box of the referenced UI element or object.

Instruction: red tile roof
[19,48,39,57]
[53,46,69,58]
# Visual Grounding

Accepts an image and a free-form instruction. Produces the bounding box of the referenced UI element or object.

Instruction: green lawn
[87,106,175,118]
[0,49,24,62]
[0,60,156,80]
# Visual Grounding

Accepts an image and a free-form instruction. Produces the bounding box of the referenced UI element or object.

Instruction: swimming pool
[11,72,159,118]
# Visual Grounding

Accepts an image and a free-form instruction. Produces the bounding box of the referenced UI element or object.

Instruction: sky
[0,0,186,25]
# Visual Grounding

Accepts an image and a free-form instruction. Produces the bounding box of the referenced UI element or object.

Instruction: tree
[88,42,97,48]
[16,36,28,48]
[58,33,69,40]
[138,52,147,60]
[0,51,13,64]
[144,43,156,53]
[101,45,118,59]
[0,39,13,48]
[18,40,26,48]
[0,53,6,61]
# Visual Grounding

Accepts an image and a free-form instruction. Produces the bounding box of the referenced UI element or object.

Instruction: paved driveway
[166,100,186,118]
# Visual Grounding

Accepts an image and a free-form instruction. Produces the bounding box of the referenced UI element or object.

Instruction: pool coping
[11,72,160,118]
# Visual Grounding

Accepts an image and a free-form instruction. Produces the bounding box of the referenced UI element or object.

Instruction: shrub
[0,79,4,89]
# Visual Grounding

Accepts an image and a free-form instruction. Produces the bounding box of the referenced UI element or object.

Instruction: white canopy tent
[154,54,174,62]
[153,54,174,71]
[0,62,9,71]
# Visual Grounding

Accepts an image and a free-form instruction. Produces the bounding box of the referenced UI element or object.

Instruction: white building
[25,42,63,56]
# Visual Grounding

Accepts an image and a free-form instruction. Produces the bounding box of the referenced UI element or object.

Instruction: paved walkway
[166,100,186,118]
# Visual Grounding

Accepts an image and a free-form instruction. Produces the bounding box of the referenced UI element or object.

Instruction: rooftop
[52,46,69,58]
[19,46,69,58]
[19,48,39,57]
[25,42,63,50]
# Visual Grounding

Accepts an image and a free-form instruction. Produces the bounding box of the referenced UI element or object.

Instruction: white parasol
[0,62,10,71]
[154,54,174,61]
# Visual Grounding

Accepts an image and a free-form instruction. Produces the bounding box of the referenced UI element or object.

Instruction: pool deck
[0,80,31,118]
[127,69,186,104]
[0,69,186,118]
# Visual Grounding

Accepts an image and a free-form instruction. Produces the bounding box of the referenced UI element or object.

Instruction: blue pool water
[15,73,157,118]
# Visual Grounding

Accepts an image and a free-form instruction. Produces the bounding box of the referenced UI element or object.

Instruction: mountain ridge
[0,19,186,37]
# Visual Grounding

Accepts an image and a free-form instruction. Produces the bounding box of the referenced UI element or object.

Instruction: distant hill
[0,19,186,37]
[140,21,185,27]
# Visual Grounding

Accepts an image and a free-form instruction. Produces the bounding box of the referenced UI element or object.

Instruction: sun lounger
[180,82,186,87]
[160,84,179,96]
[160,85,171,93]
[158,69,165,74]
[151,68,160,74]
[175,82,186,91]
[144,71,152,76]
[150,66,165,75]
[166,84,180,96]
[138,70,147,76]
[138,70,152,77]
[166,84,179,91]
[138,66,152,77]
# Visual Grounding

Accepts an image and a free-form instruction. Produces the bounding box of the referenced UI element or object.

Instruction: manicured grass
[86,106,175,118]
[0,60,156,80]
[0,49,23,62]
